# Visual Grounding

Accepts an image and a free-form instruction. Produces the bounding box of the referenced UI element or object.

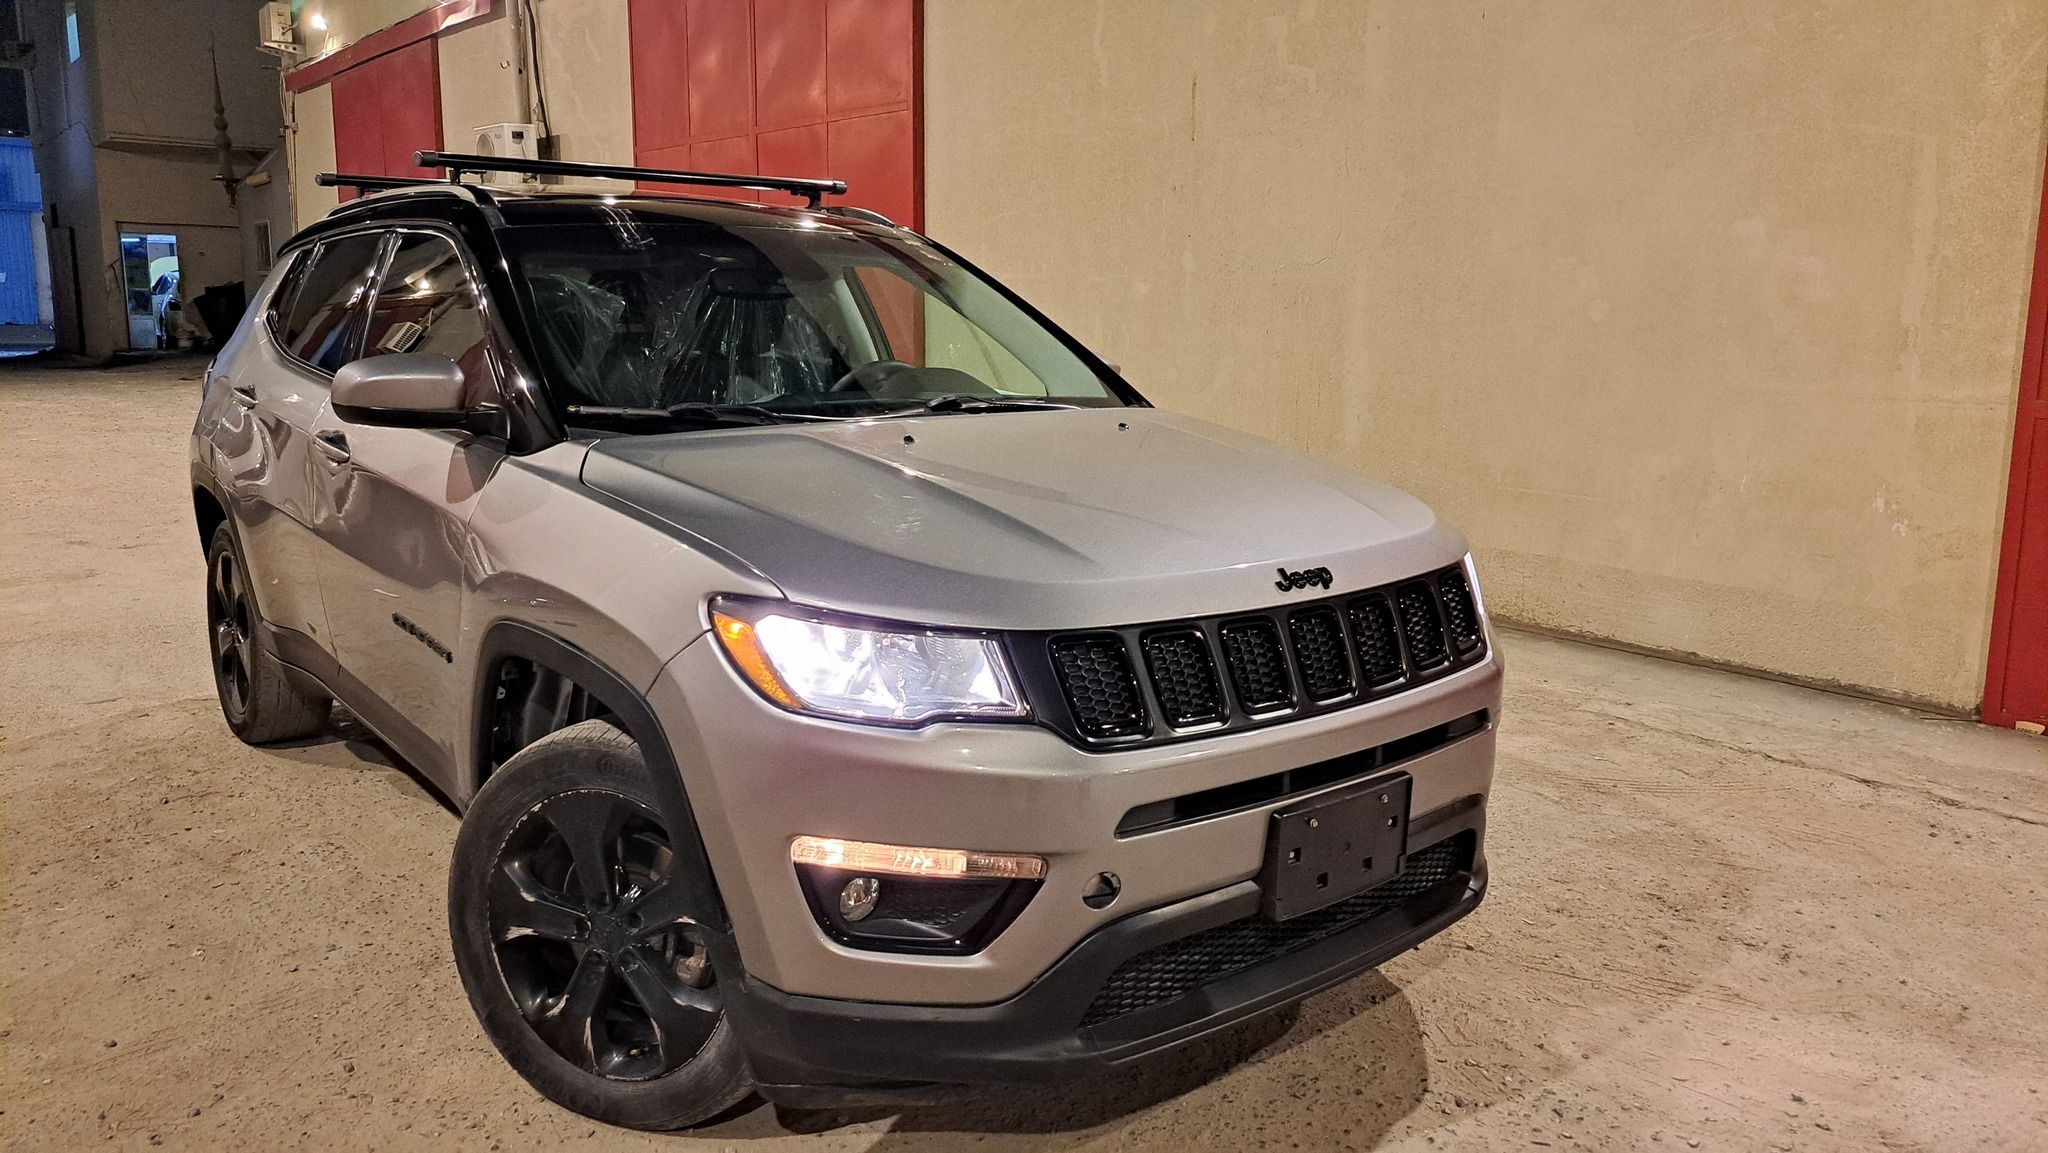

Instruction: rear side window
[277,233,384,374]
[263,248,306,334]
[363,233,499,407]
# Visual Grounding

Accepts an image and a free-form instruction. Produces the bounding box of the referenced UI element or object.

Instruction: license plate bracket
[1259,772,1412,921]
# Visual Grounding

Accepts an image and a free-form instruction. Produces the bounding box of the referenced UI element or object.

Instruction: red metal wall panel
[329,63,384,197]
[629,0,691,151]
[1983,151,2048,729]
[754,0,826,130]
[683,0,753,142]
[378,40,444,180]
[628,0,919,226]
[326,38,443,199]
[825,0,913,116]
[756,122,829,208]
[827,109,915,228]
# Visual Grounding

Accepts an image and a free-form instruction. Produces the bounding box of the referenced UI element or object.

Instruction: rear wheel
[448,720,752,1129]
[205,522,327,743]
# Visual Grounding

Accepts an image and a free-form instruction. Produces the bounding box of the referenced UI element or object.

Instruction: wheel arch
[470,620,730,932]
[192,478,228,557]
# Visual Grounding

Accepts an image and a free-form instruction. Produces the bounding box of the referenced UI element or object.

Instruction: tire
[448,719,753,1130]
[205,522,328,743]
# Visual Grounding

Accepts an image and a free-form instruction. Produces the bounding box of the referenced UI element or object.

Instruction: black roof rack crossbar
[315,172,425,193]
[413,150,848,208]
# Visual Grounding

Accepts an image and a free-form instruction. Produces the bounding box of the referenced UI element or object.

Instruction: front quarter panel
[457,440,783,802]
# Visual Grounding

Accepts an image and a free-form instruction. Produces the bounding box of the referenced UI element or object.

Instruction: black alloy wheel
[206,541,255,719]
[203,522,327,743]
[450,720,751,1129]
[490,789,721,1080]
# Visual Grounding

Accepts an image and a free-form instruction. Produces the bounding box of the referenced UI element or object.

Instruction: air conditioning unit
[257,2,299,59]
[473,123,539,185]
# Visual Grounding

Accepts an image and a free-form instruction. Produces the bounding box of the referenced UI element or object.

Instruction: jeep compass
[188,152,1501,1129]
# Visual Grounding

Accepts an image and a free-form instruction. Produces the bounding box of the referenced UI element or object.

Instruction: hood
[581,408,1469,630]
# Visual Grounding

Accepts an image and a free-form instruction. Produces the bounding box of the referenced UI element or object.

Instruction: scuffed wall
[924,0,2048,711]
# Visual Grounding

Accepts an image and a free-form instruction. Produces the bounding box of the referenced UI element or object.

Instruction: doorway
[118,231,178,350]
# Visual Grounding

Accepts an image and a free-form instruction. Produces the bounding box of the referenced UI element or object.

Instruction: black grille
[1287,606,1353,701]
[1032,563,1484,747]
[1141,629,1225,728]
[1080,833,1474,1027]
[1220,618,1293,711]
[1394,583,1449,670]
[1438,569,1482,654]
[1049,635,1146,738]
[1349,594,1405,686]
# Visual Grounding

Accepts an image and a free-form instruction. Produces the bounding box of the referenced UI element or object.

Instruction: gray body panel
[192,195,1500,1012]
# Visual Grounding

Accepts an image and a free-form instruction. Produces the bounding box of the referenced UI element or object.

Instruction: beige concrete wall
[285,0,637,226]
[528,0,633,167]
[287,82,339,230]
[437,7,526,153]
[90,0,282,150]
[925,0,2048,712]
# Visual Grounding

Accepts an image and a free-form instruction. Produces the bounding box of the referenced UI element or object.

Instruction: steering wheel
[829,359,916,394]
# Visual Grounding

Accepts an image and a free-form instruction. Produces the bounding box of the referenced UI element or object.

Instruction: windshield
[501,218,1131,426]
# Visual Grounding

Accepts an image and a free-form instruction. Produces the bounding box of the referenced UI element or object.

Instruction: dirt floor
[2,358,2044,1151]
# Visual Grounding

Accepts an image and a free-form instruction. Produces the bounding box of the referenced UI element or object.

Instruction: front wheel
[448,720,752,1129]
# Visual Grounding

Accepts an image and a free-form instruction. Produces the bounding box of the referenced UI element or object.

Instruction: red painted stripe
[284,0,494,93]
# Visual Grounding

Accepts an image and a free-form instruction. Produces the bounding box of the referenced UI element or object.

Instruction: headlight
[709,597,1027,725]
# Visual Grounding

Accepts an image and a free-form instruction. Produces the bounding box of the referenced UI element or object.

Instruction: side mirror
[332,353,467,426]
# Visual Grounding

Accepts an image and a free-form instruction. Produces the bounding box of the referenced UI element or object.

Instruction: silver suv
[189,155,1501,1130]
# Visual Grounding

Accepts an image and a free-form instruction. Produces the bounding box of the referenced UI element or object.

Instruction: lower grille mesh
[1080,833,1473,1027]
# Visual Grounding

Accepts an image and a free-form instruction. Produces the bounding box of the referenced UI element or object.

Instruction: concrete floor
[2,360,2043,1151]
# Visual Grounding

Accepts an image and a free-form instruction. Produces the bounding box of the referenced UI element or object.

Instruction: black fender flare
[470,620,731,933]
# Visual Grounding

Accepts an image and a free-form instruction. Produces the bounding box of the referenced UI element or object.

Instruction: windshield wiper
[902,394,1083,415]
[564,402,836,426]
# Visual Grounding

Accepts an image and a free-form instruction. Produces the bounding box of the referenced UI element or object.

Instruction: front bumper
[722,799,1486,1090]
[644,635,1501,1006]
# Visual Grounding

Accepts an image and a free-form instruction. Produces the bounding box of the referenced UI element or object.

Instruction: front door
[218,231,384,666]
[310,230,507,783]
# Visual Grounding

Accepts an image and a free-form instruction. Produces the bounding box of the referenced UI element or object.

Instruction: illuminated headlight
[709,596,1027,725]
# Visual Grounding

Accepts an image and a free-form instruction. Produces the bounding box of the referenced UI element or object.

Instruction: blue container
[0,137,43,326]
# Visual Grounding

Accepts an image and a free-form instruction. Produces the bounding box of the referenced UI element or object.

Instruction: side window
[263,248,307,337]
[277,233,385,374]
[364,233,500,407]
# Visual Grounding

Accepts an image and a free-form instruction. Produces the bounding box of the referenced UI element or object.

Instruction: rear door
[211,232,384,670]
[309,229,509,784]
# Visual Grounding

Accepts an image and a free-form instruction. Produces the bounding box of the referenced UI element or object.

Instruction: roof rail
[315,172,426,193]
[822,205,897,228]
[412,150,848,209]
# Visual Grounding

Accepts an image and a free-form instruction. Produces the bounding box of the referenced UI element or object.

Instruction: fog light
[791,837,1046,955]
[839,876,881,921]
[789,835,1047,880]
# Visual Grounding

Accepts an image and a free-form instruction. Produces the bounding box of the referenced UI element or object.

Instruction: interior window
[278,233,384,374]
[365,233,499,407]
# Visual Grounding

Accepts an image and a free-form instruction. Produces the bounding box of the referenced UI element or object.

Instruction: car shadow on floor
[267,703,463,818]
[704,971,1429,1148]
